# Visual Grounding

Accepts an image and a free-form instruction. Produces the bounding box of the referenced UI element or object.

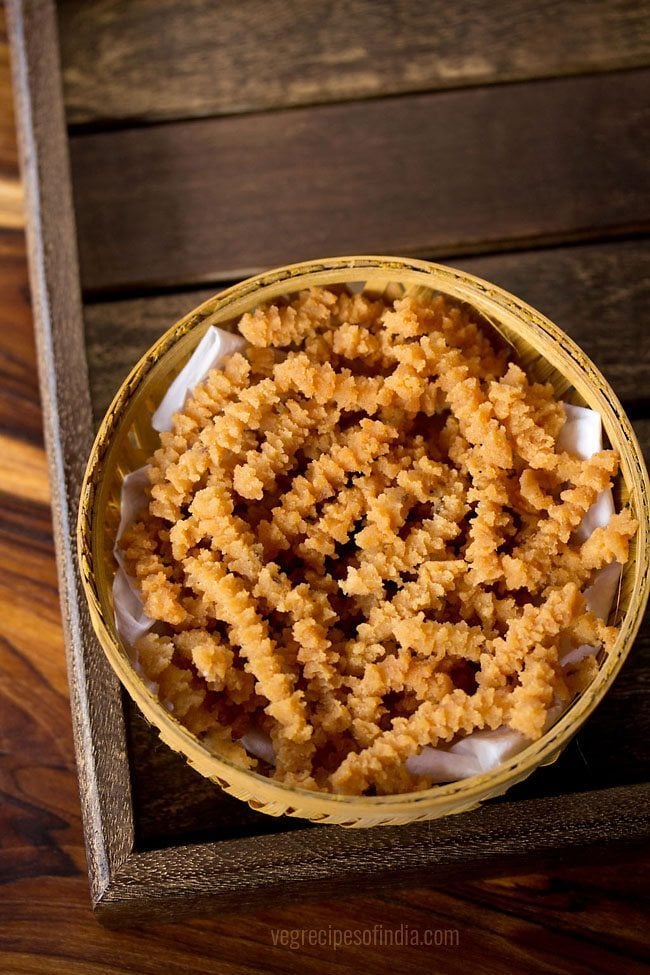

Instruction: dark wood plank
[83,239,650,422]
[57,0,650,127]
[6,0,135,905]
[85,288,218,421]
[69,69,650,294]
[456,242,650,408]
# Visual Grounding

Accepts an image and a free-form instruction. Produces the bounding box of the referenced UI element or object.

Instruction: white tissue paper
[113,325,619,782]
[151,325,247,433]
[113,467,155,646]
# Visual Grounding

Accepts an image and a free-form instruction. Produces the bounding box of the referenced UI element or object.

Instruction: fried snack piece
[121,287,637,796]
[134,631,255,767]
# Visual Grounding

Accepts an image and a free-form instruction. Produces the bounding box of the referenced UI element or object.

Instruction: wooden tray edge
[94,782,650,925]
[6,0,134,904]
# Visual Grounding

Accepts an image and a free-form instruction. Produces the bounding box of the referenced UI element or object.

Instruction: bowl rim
[77,254,650,822]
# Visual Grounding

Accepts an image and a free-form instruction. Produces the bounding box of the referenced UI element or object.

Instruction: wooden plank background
[70,68,650,293]
[58,0,650,126]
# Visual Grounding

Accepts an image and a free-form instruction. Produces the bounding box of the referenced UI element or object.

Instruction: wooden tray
[8,0,650,924]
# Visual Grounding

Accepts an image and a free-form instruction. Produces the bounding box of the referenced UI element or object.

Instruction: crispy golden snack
[120,288,637,795]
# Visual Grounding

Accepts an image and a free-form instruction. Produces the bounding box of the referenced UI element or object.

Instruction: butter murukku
[120,286,637,795]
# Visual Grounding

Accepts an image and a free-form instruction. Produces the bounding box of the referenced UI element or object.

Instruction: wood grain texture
[3,867,650,975]
[0,230,43,446]
[0,16,22,227]
[69,68,650,294]
[5,0,134,903]
[0,12,18,174]
[57,0,650,127]
[84,239,650,422]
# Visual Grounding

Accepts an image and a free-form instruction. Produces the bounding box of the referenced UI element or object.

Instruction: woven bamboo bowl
[78,256,649,827]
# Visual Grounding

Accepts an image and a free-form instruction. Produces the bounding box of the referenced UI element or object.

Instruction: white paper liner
[557,403,615,543]
[151,326,247,433]
[112,325,620,783]
[113,466,156,646]
[239,729,277,766]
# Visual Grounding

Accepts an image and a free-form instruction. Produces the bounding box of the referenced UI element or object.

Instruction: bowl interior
[79,256,650,826]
